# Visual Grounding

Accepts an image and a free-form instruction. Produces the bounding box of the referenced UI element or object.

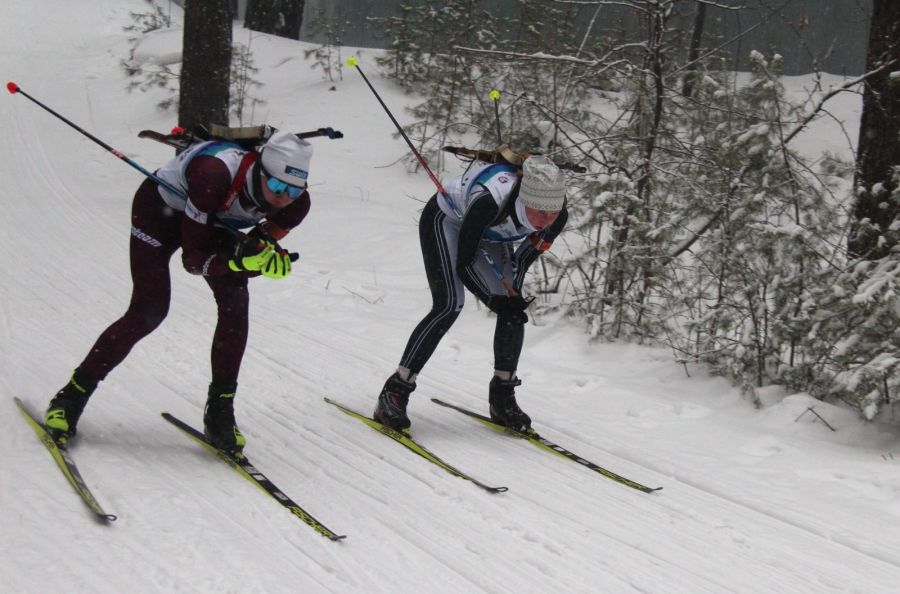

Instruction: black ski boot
[489,376,532,432]
[203,382,246,456]
[373,372,416,432]
[44,368,98,444]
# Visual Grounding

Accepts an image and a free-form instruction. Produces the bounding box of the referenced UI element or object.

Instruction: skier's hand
[487,295,532,325]
[259,248,293,279]
[488,295,528,312]
[228,238,275,273]
[246,224,277,245]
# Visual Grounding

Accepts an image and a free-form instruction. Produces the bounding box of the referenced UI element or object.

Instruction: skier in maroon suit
[44,131,314,455]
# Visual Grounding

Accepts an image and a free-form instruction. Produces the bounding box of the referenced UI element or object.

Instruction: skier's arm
[258,192,311,241]
[456,190,500,304]
[179,156,241,276]
[512,204,568,291]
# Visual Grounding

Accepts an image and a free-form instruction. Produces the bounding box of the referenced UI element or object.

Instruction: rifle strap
[219,151,259,211]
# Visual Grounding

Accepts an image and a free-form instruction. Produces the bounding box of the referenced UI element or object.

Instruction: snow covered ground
[3,1,900,592]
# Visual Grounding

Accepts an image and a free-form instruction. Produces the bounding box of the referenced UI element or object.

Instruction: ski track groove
[245,386,746,592]
[199,297,900,590]
[438,407,900,591]
[519,411,900,575]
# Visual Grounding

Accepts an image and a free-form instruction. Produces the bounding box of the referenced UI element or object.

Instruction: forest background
[132,0,899,420]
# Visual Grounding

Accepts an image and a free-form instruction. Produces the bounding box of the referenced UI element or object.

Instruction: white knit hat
[519,155,566,211]
[261,131,313,188]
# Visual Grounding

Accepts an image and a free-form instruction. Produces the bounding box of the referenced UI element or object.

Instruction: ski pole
[489,89,502,145]
[6,81,187,199]
[7,82,298,262]
[346,57,447,196]
[483,90,525,297]
[479,247,520,297]
[345,61,517,296]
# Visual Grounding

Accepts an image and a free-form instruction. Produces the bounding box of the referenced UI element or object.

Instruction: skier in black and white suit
[374,154,568,432]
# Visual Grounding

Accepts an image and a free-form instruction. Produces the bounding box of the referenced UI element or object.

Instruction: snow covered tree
[303,5,347,83]
[387,0,502,172]
[368,4,435,86]
[122,3,263,122]
[230,40,265,124]
[121,0,179,110]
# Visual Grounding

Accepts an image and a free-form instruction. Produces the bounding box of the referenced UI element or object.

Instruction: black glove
[487,295,532,326]
[236,229,300,265]
[246,224,277,245]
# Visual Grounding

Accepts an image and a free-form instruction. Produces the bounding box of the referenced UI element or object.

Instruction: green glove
[228,241,275,273]
[260,250,292,279]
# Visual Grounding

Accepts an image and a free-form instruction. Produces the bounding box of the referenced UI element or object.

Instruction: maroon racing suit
[74,149,310,388]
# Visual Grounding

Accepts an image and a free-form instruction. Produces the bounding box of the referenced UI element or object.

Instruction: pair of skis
[13,398,345,540]
[326,397,662,495]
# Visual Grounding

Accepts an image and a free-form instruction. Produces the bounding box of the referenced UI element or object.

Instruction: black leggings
[78,179,249,386]
[399,197,524,375]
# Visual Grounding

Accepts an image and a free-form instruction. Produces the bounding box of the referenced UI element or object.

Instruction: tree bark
[179,0,232,132]
[245,0,304,39]
[681,2,707,99]
[848,0,900,259]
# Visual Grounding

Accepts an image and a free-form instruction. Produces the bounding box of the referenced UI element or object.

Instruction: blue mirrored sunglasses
[265,174,305,199]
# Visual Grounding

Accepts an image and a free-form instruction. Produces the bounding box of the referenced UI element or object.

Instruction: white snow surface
[3,2,900,593]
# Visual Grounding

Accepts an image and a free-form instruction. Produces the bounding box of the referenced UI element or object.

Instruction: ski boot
[44,368,97,444]
[489,376,532,432]
[373,372,416,432]
[203,382,246,456]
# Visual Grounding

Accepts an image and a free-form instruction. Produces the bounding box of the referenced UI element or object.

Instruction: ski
[13,398,117,522]
[324,397,508,494]
[161,412,346,541]
[431,398,662,494]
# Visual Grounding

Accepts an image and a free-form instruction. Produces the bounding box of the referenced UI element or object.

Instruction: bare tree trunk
[245,0,304,39]
[682,1,707,98]
[848,0,900,259]
[606,2,667,337]
[179,0,232,132]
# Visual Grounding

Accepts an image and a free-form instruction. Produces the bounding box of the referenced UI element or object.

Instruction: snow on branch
[783,61,899,146]
[551,0,744,12]
[454,44,644,70]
